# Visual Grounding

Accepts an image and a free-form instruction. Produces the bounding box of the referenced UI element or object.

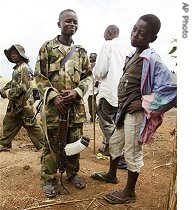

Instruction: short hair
[90,53,97,57]
[107,25,119,37]
[59,9,76,22]
[139,14,161,36]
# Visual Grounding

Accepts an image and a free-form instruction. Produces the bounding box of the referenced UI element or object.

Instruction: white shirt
[93,37,127,107]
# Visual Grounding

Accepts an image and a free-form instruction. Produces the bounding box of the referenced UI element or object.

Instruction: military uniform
[0,45,44,150]
[35,36,92,184]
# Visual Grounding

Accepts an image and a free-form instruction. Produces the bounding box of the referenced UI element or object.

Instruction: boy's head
[4,44,29,63]
[104,25,119,41]
[89,53,97,63]
[57,9,78,36]
[131,14,161,49]
[140,14,161,37]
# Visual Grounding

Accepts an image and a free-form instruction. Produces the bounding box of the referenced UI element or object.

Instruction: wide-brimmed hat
[4,44,29,63]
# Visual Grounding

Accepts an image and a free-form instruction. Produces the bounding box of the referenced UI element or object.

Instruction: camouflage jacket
[1,62,35,117]
[35,37,93,127]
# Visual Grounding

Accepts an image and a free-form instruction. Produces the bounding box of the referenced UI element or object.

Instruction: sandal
[91,172,119,184]
[43,184,57,198]
[104,191,136,204]
[68,175,86,189]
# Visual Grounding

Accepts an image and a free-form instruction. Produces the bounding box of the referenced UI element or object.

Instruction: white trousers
[109,111,144,173]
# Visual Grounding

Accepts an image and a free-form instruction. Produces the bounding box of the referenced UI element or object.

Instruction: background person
[93,24,127,156]
[87,53,100,123]
[0,44,44,152]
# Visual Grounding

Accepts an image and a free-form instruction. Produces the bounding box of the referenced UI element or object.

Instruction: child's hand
[53,95,68,114]
[62,90,78,104]
[127,100,143,114]
[0,91,7,99]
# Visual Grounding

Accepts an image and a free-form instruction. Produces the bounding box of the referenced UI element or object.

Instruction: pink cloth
[140,114,163,144]
[140,94,164,144]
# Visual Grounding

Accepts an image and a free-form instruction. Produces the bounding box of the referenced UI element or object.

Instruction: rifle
[57,110,76,194]
[57,108,90,194]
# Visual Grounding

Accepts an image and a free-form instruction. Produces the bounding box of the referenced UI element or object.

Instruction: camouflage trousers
[40,124,83,185]
[0,114,44,149]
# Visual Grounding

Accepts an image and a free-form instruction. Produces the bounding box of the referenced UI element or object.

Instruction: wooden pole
[92,78,96,154]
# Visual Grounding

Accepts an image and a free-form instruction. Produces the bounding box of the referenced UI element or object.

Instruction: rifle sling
[41,87,57,162]
[48,45,76,82]
[60,45,76,68]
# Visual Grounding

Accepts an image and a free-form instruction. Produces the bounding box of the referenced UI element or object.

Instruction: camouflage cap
[4,44,29,63]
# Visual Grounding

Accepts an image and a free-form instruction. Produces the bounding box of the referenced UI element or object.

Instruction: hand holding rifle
[53,90,78,114]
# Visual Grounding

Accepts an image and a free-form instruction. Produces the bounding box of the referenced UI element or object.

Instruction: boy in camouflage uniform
[0,44,44,152]
[35,9,92,198]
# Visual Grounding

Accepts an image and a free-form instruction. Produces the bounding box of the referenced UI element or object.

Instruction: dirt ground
[0,97,177,210]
